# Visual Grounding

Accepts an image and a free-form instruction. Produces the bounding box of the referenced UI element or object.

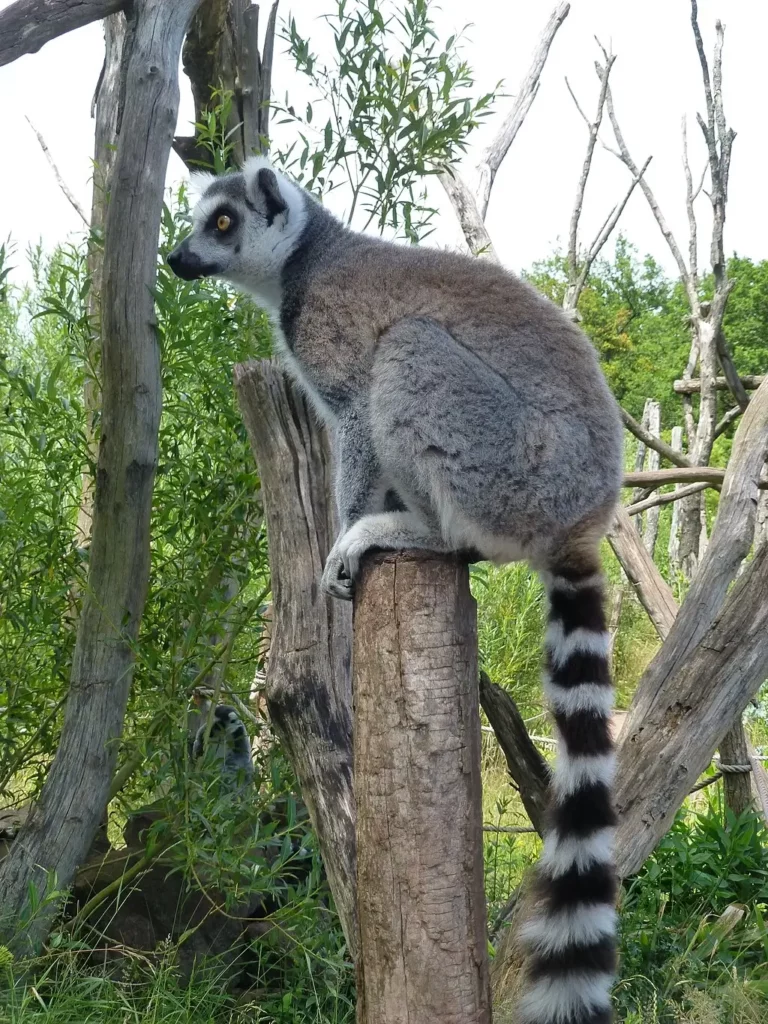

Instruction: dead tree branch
[438,170,499,261]
[674,375,764,394]
[25,116,89,226]
[625,482,710,518]
[479,672,550,835]
[0,0,125,67]
[620,406,693,469]
[624,467,728,488]
[608,507,678,640]
[475,3,570,219]
[441,3,569,249]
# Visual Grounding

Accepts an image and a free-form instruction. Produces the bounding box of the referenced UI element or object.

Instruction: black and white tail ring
[517,567,618,1024]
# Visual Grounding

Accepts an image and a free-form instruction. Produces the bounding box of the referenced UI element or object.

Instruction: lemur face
[167,157,295,288]
[209,705,244,738]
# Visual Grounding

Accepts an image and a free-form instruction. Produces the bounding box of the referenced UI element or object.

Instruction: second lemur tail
[517,561,618,1024]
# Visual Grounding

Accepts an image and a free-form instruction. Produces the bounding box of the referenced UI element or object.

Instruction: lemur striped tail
[517,565,618,1024]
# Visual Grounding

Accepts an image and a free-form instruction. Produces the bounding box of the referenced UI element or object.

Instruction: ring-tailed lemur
[169,158,622,1024]
[193,705,254,784]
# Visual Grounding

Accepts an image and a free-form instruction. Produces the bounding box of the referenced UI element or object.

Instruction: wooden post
[353,551,491,1024]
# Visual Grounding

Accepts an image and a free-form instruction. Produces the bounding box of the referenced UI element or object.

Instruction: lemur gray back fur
[169,157,623,1024]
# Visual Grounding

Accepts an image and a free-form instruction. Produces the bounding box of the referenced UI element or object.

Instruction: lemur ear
[256,168,288,223]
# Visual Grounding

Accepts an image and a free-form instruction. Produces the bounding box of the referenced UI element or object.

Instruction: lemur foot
[321,548,354,601]
[321,522,381,600]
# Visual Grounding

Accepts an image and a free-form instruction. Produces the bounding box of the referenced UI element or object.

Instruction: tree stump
[353,551,491,1024]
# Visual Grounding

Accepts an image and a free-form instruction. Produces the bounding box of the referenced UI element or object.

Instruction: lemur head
[208,705,247,741]
[167,157,306,289]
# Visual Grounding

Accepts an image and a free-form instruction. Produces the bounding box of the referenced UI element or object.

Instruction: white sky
[1,0,766,286]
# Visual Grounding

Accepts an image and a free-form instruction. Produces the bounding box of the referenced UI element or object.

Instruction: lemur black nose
[167,247,182,271]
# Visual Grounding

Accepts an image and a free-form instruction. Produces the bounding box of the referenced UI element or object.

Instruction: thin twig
[25,116,89,227]
[566,52,616,305]
[475,3,571,218]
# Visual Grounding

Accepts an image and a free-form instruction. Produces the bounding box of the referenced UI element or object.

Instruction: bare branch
[602,71,698,310]
[439,169,500,262]
[25,116,89,227]
[571,154,651,301]
[625,467,727,488]
[0,0,125,67]
[475,3,570,218]
[620,406,693,469]
[674,374,764,395]
[566,52,616,301]
[607,508,678,640]
[682,117,699,287]
[625,482,711,518]
[564,76,591,129]
[691,0,715,148]
[714,404,743,439]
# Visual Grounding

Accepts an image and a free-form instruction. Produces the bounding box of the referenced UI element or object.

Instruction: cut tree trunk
[234,360,357,954]
[354,551,491,1024]
[0,0,204,953]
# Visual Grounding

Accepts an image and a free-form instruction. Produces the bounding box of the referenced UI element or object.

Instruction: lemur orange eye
[217,214,231,232]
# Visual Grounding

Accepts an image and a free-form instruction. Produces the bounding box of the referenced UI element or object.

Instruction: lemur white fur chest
[169,156,624,1024]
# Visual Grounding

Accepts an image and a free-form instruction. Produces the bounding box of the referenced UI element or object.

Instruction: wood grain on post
[353,552,491,1024]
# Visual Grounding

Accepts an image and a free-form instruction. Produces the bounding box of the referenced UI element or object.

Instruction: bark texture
[233,360,357,954]
[0,0,125,67]
[176,0,278,167]
[354,552,490,1024]
[0,0,203,952]
[719,720,753,816]
[76,10,127,550]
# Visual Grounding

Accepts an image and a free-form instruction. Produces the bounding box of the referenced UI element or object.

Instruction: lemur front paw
[322,526,374,601]
[321,546,355,601]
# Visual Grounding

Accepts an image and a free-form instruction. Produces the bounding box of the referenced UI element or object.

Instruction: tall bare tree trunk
[354,552,490,1024]
[234,360,357,953]
[0,0,204,952]
[76,11,127,550]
